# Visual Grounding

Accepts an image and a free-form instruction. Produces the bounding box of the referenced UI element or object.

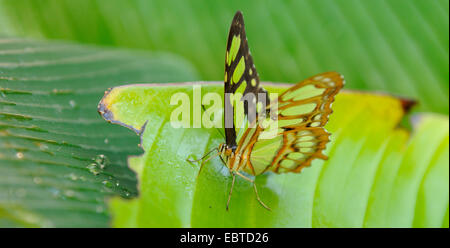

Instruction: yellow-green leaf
[100,83,449,227]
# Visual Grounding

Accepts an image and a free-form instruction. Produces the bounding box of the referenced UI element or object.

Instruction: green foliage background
[0,0,448,227]
[1,0,448,114]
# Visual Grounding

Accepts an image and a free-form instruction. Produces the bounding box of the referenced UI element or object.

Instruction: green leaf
[101,83,448,227]
[0,37,198,227]
[1,0,448,114]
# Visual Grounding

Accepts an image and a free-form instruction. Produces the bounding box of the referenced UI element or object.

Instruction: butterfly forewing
[224,11,270,150]
[231,72,344,175]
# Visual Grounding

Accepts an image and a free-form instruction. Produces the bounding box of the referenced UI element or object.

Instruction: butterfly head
[219,143,235,157]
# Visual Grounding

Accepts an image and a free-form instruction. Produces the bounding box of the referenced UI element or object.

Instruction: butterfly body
[218,141,259,176]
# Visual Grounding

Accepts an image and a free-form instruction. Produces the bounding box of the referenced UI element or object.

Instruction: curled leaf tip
[97,87,142,135]
[399,97,418,114]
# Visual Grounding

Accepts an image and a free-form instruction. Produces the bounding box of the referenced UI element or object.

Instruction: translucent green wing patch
[237,72,344,175]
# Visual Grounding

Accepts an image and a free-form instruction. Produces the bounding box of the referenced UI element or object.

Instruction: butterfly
[188,11,344,210]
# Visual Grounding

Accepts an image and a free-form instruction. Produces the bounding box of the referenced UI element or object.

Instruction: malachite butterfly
[189,10,344,210]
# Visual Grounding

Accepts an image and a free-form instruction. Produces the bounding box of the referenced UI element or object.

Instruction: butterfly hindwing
[230,72,344,175]
[224,11,269,150]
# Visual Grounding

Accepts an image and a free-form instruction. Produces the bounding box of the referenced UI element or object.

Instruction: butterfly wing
[229,72,344,175]
[224,11,269,150]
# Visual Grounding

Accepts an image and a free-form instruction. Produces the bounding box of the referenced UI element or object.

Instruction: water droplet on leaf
[33,177,43,184]
[87,163,101,175]
[69,100,77,108]
[96,206,104,213]
[16,152,24,159]
[64,190,75,198]
[102,180,113,188]
[67,173,78,181]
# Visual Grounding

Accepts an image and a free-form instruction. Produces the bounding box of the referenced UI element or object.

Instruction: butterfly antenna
[186,147,220,180]
[186,147,217,163]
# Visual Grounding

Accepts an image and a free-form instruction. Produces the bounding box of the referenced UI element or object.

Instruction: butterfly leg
[196,150,220,180]
[235,171,271,211]
[226,172,236,211]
